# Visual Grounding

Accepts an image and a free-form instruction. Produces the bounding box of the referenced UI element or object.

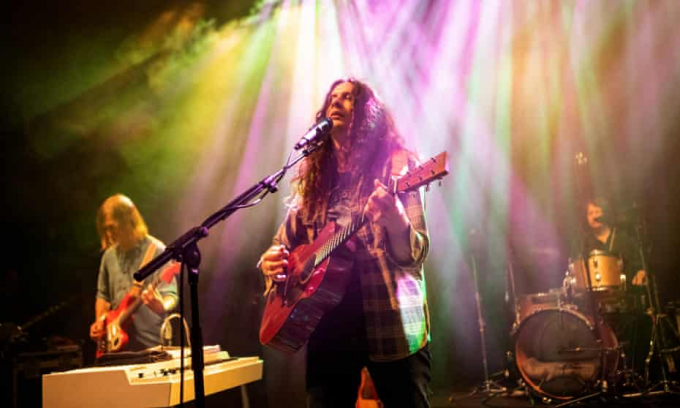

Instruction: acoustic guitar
[260,151,449,353]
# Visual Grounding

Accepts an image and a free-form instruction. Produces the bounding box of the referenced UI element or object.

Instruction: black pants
[306,274,431,408]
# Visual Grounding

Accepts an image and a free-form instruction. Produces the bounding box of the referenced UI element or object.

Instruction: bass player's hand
[141,284,168,315]
[89,317,105,341]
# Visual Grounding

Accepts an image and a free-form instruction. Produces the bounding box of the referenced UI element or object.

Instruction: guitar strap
[132,240,158,287]
[141,241,158,268]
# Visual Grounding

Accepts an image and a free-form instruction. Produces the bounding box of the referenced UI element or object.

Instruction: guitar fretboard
[312,176,397,268]
[313,215,366,268]
[118,271,165,323]
[308,151,449,269]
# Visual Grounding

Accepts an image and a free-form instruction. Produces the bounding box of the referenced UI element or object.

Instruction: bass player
[89,194,178,354]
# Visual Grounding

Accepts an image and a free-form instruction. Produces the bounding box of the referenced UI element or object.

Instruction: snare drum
[567,250,624,292]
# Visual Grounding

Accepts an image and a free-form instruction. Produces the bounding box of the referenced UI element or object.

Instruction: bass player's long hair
[96,194,148,251]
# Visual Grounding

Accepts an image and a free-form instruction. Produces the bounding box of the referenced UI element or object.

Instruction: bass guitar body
[96,290,138,358]
[259,221,354,353]
[94,258,180,359]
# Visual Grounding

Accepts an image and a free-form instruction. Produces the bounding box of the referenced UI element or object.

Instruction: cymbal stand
[553,290,618,408]
[630,212,680,397]
[553,309,615,407]
[496,247,530,402]
[556,152,609,407]
[466,253,507,400]
[506,246,521,334]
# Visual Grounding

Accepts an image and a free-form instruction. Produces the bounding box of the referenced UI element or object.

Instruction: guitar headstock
[394,151,449,193]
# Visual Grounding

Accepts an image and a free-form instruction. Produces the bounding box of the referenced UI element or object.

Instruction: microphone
[294,117,333,150]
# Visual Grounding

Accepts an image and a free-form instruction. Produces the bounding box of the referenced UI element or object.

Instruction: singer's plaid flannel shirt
[264,151,430,362]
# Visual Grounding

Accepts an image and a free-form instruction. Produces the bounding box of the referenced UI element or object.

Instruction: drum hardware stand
[640,310,680,396]
[616,341,644,390]
[639,292,680,396]
[629,211,680,397]
[553,241,613,408]
[552,346,621,408]
[502,245,528,397]
[450,251,507,404]
[559,154,612,407]
[505,244,521,334]
[503,351,530,399]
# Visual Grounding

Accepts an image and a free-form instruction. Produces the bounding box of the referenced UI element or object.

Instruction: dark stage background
[2,1,680,407]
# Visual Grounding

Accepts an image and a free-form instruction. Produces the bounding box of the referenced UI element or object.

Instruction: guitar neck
[118,296,142,323]
[313,151,449,268]
[118,274,162,323]
[314,214,366,268]
[312,174,409,267]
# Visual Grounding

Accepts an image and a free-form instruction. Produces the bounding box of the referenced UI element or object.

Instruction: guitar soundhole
[299,257,317,285]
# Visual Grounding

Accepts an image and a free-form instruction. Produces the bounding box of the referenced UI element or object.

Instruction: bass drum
[514,308,619,400]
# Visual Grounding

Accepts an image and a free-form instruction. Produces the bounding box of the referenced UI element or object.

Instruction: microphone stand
[133,141,325,408]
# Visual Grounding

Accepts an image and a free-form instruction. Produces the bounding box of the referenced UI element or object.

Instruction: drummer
[581,197,647,287]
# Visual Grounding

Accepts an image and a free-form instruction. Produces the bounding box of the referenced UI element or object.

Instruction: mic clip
[293,117,333,151]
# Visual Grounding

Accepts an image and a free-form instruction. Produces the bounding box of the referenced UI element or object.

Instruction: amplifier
[10,346,83,408]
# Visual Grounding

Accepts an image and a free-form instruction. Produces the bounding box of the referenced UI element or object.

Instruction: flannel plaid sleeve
[383,188,429,270]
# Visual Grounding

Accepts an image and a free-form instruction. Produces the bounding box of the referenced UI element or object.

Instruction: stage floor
[433,388,680,408]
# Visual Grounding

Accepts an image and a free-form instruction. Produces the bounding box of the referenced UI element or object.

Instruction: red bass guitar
[260,151,449,353]
[96,261,181,358]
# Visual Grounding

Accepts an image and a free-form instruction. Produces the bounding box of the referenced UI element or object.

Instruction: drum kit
[460,153,679,405]
[459,238,679,407]
[513,250,626,403]
[510,242,680,405]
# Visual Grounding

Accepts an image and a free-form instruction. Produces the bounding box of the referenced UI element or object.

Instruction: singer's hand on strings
[364,179,409,233]
[89,319,105,341]
[259,245,289,282]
